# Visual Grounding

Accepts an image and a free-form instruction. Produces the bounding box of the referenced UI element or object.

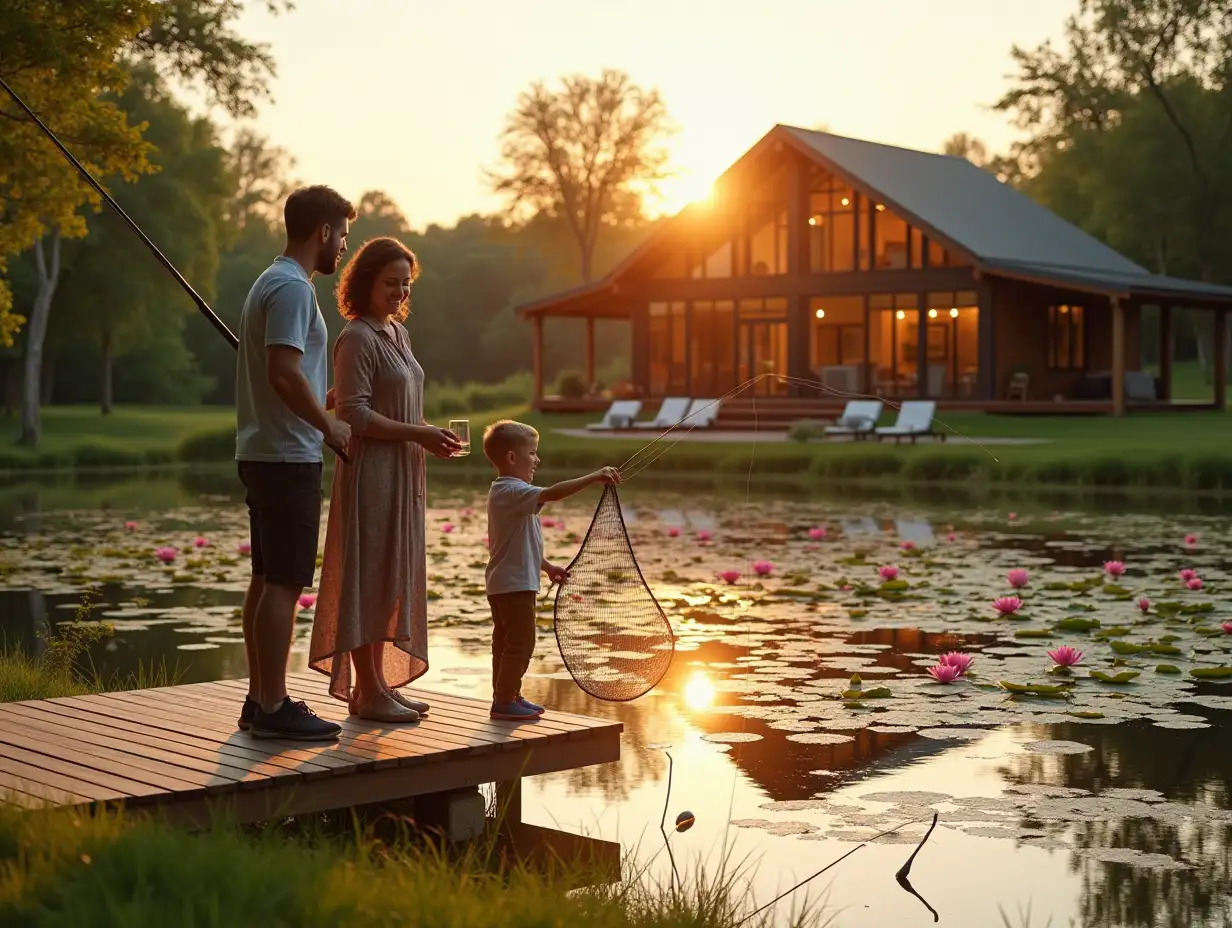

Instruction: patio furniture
[585,400,642,431]
[682,398,721,428]
[633,397,691,429]
[823,400,883,440]
[875,400,942,443]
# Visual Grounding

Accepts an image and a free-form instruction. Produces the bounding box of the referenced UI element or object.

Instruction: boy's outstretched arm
[539,466,621,504]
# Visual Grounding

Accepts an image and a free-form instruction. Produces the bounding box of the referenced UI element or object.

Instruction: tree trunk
[100,328,113,415]
[40,356,55,406]
[19,229,61,447]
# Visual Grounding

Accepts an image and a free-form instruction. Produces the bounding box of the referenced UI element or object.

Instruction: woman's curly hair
[335,236,421,322]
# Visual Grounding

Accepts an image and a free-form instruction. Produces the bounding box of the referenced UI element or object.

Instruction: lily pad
[1190,667,1232,679]
[999,681,1071,698]
[1089,670,1140,683]
[1054,617,1101,633]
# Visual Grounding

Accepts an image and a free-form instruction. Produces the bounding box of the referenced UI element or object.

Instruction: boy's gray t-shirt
[485,477,544,595]
[234,256,328,462]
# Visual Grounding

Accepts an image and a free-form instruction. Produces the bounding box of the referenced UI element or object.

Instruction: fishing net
[554,484,675,701]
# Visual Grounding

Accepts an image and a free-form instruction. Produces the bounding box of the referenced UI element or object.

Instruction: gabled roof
[519,123,1232,316]
[779,126,1146,276]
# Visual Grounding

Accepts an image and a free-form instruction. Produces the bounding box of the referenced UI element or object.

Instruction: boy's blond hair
[483,419,539,466]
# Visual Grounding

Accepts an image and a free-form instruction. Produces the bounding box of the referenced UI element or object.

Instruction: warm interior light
[896,310,906,320]
[876,204,886,212]
[1059,305,1069,314]
[928,308,938,319]
[950,308,959,318]
[683,671,716,711]
[808,217,817,226]
[815,308,825,319]
[840,197,850,206]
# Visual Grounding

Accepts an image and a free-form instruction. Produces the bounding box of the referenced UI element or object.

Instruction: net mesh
[553,484,675,701]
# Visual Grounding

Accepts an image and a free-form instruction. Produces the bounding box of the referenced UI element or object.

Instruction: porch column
[1111,296,1126,416]
[917,292,929,399]
[532,315,544,405]
[1215,308,1228,411]
[585,317,596,389]
[1159,305,1173,402]
[785,152,810,396]
[977,283,995,400]
[861,295,872,395]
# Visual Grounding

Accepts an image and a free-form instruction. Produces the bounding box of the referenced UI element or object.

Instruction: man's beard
[316,250,340,275]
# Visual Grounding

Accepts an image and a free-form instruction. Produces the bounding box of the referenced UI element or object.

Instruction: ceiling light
[928,309,938,319]
[876,204,886,212]
[840,197,850,206]
[815,308,825,319]
[896,310,905,320]
[950,308,959,318]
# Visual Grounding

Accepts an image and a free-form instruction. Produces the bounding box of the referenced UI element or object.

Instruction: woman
[310,236,461,722]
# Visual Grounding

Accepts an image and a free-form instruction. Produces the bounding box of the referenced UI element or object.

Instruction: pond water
[3,468,1232,927]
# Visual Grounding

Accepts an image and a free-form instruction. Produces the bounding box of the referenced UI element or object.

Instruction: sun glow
[683,671,716,711]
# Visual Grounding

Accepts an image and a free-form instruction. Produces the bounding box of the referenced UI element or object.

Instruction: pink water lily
[540,517,557,529]
[1008,512,1017,521]
[1188,577,1204,591]
[1103,561,1126,578]
[900,540,916,551]
[155,546,176,564]
[1047,645,1083,667]
[717,570,740,585]
[878,565,899,582]
[1222,622,1232,635]
[193,536,209,548]
[1179,568,1198,583]
[1186,533,1198,547]
[1007,568,1030,589]
[993,595,1023,616]
[927,662,963,684]
[946,532,957,543]
[667,527,681,538]
[441,523,455,534]
[462,507,474,518]
[124,521,137,531]
[238,541,252,556]
[697,530,712,543]
[809,527,826,541]
[753,560,774,577]
[298,593,316,609]
[1137,597,1151,614]
[939,651,973,676]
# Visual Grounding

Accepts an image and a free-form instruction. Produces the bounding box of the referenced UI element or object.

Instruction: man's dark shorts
[237,461,322,589]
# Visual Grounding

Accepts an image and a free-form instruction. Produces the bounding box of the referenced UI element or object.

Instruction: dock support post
[496,778,522,827]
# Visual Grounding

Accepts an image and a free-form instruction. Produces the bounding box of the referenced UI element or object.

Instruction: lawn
[0,405,234,455]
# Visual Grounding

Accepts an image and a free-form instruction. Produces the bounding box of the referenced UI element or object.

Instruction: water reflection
[5,469,1232,924]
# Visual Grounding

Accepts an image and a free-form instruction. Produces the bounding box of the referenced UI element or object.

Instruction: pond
[2,468,1232,927]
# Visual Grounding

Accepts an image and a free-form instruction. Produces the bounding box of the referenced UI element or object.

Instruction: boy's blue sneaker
[491,700,542,721]
[517,695,544,714]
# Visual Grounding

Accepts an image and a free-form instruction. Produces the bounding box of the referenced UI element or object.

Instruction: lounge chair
[875,400,942,443]
[682,398,720,428]
[633,396,692,429]
[585,400,642,431]
[823,400,883,440]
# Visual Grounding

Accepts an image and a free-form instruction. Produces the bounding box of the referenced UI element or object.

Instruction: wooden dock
[0,671,623,828]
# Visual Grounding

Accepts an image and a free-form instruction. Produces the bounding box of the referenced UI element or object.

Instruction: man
[234,185,356,740]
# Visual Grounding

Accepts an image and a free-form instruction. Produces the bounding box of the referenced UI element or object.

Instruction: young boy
[483,420,620,721]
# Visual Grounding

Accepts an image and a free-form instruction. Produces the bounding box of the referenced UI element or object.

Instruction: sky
[221,0,1077,231]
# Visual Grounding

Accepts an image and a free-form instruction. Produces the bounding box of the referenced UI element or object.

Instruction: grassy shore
[0,633,821,928]
[6,401,1232,493]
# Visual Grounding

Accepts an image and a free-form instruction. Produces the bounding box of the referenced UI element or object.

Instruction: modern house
[518,124,1232,417]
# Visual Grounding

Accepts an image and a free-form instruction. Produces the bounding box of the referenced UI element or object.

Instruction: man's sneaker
[490,700,542,721]
[237,695,259,731]
[250,698,342,741]
[516,695,544,715]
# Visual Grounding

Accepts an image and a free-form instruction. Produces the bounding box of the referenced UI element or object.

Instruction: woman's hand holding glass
[416,425,463,459]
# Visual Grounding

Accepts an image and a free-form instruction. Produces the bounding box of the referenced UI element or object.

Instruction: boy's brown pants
[488,591,537,704]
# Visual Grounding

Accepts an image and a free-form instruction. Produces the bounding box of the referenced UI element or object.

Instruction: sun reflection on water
[682,670,715,711]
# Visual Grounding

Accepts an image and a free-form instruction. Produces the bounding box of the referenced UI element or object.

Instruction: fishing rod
[0,76,238,348]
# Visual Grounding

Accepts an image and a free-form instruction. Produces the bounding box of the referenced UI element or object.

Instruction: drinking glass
[448,419,471,456]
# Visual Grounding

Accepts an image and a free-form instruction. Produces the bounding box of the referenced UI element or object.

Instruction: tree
[51,69,230,413]
[942,132,990,165]
[4,0,288,442]
[487,69,673,281]
[996,0,1232,280]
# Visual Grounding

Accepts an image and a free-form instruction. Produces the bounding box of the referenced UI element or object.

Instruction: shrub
[555,370,587,399]
[178,427,235,462]
[72,444,144,469]
[1184,454,1232,490]
[787,419,828,443]
[902,451,985,482]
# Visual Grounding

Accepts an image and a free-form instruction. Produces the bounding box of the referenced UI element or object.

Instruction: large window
[925,291,979,397]
[872,204,910,269]
[810,296,865,395]
[1048,304,1085,369]
[649,301,687,394]
[869,293,920,398]
[809,185,856,272]
[738,298,788,394]
[690,300,735,395]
